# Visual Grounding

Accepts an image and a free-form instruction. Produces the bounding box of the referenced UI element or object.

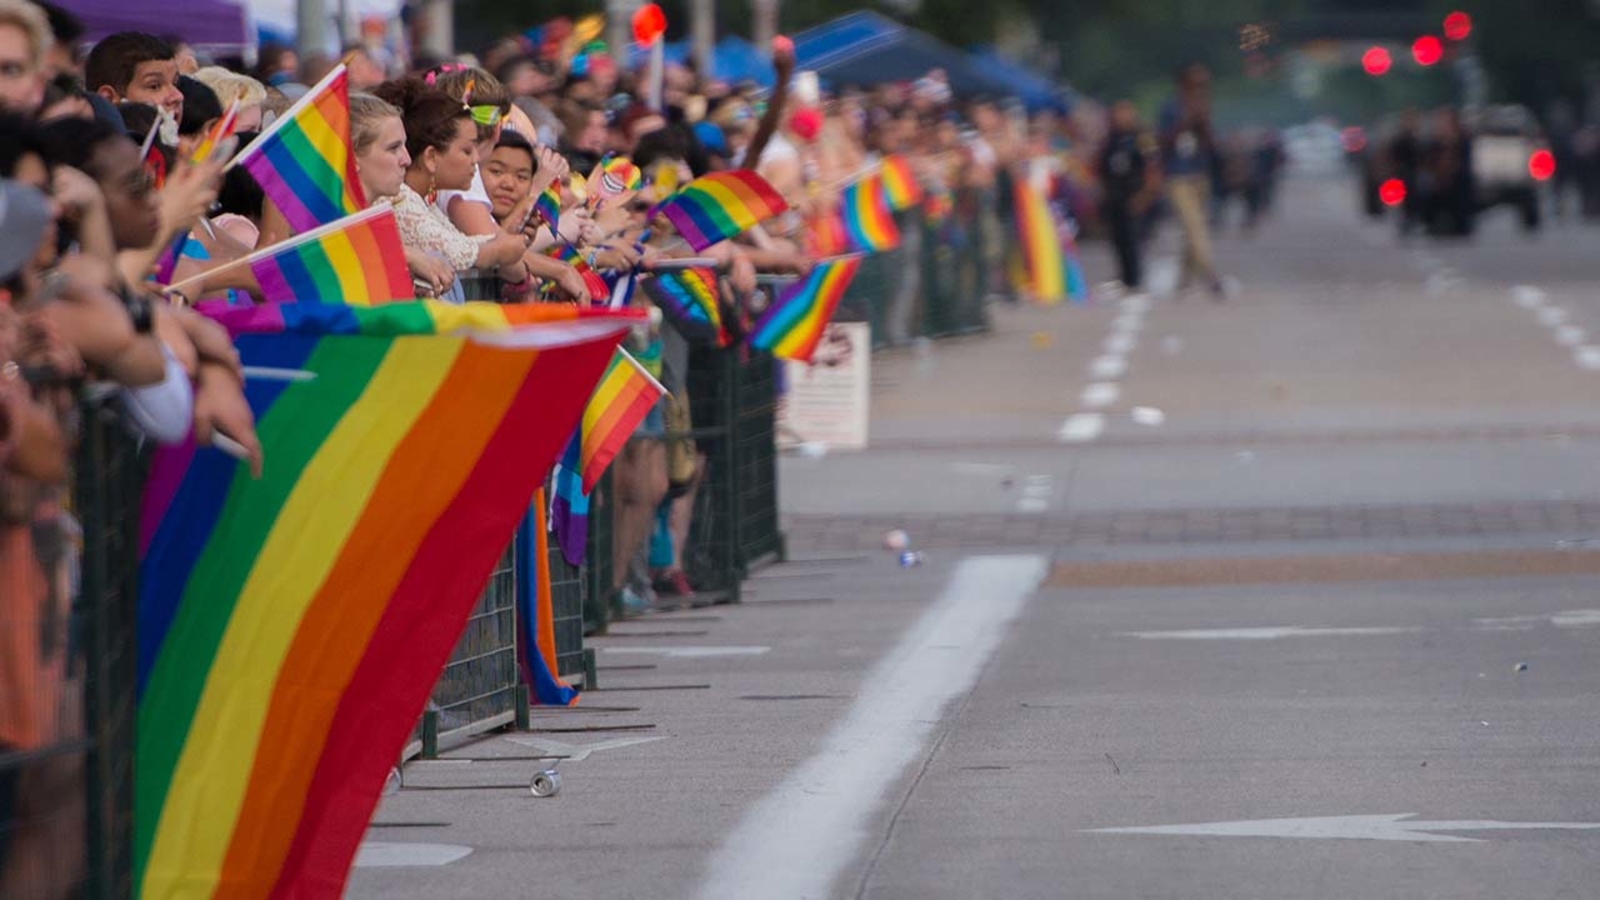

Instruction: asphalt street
[347,176,1600,899]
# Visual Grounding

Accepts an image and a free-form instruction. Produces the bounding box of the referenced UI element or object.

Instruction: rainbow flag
[545,243,610,303]
[248,205,412,305]
[806,209,852,258]
[235,65,366,233]
[748,257,861,362]
[643,267,724,345]
[879,155,923,211]
[190,95,241,164]
[840,174,899,253]
[134,299,641,898]
[549,434,588,566]
[1013,179,1066,304]
[579,349,667,493]
[654,169,789,252]
[532,185,561,230]
[517,492,578,707]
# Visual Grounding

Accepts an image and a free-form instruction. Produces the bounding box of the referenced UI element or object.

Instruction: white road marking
[1089,354,1128,380]
[1537,306,1570,326]
[1122,294,1152,314]
[1130,406,1166,427]
[696,556,1047,900]
[1080,382,1120,409]
[503,734,664,761]
[597,645,771,658]
[1104,332,1138,355]
[1555,325,1588,346]
[1551,609,1600,628]
[1085,814,1600,843]
[1512,285,1547,308]
[1576,347,1600,370]
[354,842,474,867]
[1058,413,1106,443]
[1017,475,1052,513]
[1119,626,1421,641]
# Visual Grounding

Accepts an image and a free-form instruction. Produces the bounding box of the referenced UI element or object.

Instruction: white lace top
[391,183,493,271]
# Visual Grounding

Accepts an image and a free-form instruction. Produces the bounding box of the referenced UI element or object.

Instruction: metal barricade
[416,542,520,758]
[732,350,784,571]
[1,395,140,900]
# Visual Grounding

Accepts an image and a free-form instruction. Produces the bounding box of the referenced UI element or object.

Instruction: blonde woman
[189,66,267,131]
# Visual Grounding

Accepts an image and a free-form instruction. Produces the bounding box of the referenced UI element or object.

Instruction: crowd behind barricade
[0,3,1115,893]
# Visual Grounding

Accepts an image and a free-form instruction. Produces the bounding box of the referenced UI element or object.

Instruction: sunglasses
[468,104,503,127]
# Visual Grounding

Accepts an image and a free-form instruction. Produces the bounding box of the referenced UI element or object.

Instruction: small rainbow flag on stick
[190,95,241,164]
[840,174,899,253]
[134,300,642,899]
[242,205,413,305]
[643,267,724,345]
[532,185,561,231]
[749,257,862,362]
[879,155,924,211]
[579,349,668,493]
[654,169,789,252]
[233,64,365,233]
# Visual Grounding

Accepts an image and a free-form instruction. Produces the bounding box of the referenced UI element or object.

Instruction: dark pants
[1105,199,1143,289]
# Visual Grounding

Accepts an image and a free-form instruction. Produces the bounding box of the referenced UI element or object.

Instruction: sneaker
[653,569,696,599]
[617,586,652,618]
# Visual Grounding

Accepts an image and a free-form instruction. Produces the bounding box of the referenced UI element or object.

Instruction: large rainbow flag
[748,257,861,362]
[654,169,789,252]
[248,205,413,305]
[840,173,899,253]
[134,299,642,898]
[235,64,366,233]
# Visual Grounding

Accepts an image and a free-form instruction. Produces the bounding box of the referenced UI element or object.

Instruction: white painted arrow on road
[1085,814,1600,843]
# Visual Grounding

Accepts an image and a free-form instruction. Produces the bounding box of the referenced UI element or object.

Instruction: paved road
[348,179,1600,899]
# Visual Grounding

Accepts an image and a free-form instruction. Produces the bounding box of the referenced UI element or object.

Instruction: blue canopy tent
[968,47,1074,114]
[791,11,1012,97]
[633,35,776,88]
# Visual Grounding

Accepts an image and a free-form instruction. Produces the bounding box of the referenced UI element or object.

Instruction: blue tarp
[791,11,1012,97]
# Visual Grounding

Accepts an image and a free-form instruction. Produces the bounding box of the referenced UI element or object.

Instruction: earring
[425,173,437,206]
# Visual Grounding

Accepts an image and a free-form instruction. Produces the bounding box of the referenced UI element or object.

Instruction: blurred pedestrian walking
[1159,63,1226,298]
[1098,100,1161,294]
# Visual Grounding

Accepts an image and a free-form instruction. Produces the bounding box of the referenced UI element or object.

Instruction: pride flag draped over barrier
[248,205,413,305]
[749,257,861,362]
[1012,179,1088,304]
[234,64,366,233]
[654,169,789,252]
[135,300,642,898]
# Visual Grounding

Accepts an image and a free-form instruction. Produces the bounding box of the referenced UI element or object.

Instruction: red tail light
[1529,149,1556,181]
[1379,178,1406,206]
